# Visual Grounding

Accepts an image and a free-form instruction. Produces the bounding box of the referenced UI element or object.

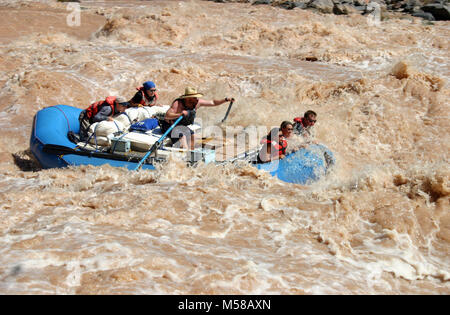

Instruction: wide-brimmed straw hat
[178,87,203,99]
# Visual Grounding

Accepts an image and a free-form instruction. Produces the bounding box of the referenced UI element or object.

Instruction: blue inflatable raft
[256,144,334,184]
[30,105,334,184]
[30,105,156,171]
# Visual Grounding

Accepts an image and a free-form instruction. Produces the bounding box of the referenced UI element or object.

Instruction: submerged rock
[421,2,450,20]
[412,9,436,20]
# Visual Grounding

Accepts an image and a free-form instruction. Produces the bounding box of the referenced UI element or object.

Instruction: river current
[0,0,448,294]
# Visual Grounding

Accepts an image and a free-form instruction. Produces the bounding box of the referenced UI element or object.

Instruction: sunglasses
[148,89,157,92]
[307,117,317,123]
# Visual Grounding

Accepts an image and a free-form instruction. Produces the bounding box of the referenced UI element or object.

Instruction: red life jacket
[137,87,158,106]
[261,137,288,157]
[293,117,306,127]
[85,96,116,120]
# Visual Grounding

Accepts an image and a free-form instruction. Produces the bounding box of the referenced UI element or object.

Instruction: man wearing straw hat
[162,87,234,150]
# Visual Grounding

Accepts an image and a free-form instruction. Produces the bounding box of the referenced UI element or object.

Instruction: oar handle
[134,115,184,171]
[221,100,234,123]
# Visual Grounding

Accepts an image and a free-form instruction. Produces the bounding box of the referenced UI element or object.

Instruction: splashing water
[0,0,448,294]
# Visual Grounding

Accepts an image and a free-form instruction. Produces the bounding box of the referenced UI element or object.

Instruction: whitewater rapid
[0,0,448,294]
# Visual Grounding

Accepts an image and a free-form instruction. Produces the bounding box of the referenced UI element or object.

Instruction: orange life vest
[85,96,116,121]
[137,87,158,106]
[261,137,288,157]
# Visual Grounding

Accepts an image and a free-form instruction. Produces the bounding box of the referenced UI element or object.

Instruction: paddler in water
[78,96,130,141]
[257,121,293,163]
[162,87,234,150]
[129,80,161,107]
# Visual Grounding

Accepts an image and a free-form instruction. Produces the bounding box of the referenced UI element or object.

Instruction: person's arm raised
[198,97,234,107]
